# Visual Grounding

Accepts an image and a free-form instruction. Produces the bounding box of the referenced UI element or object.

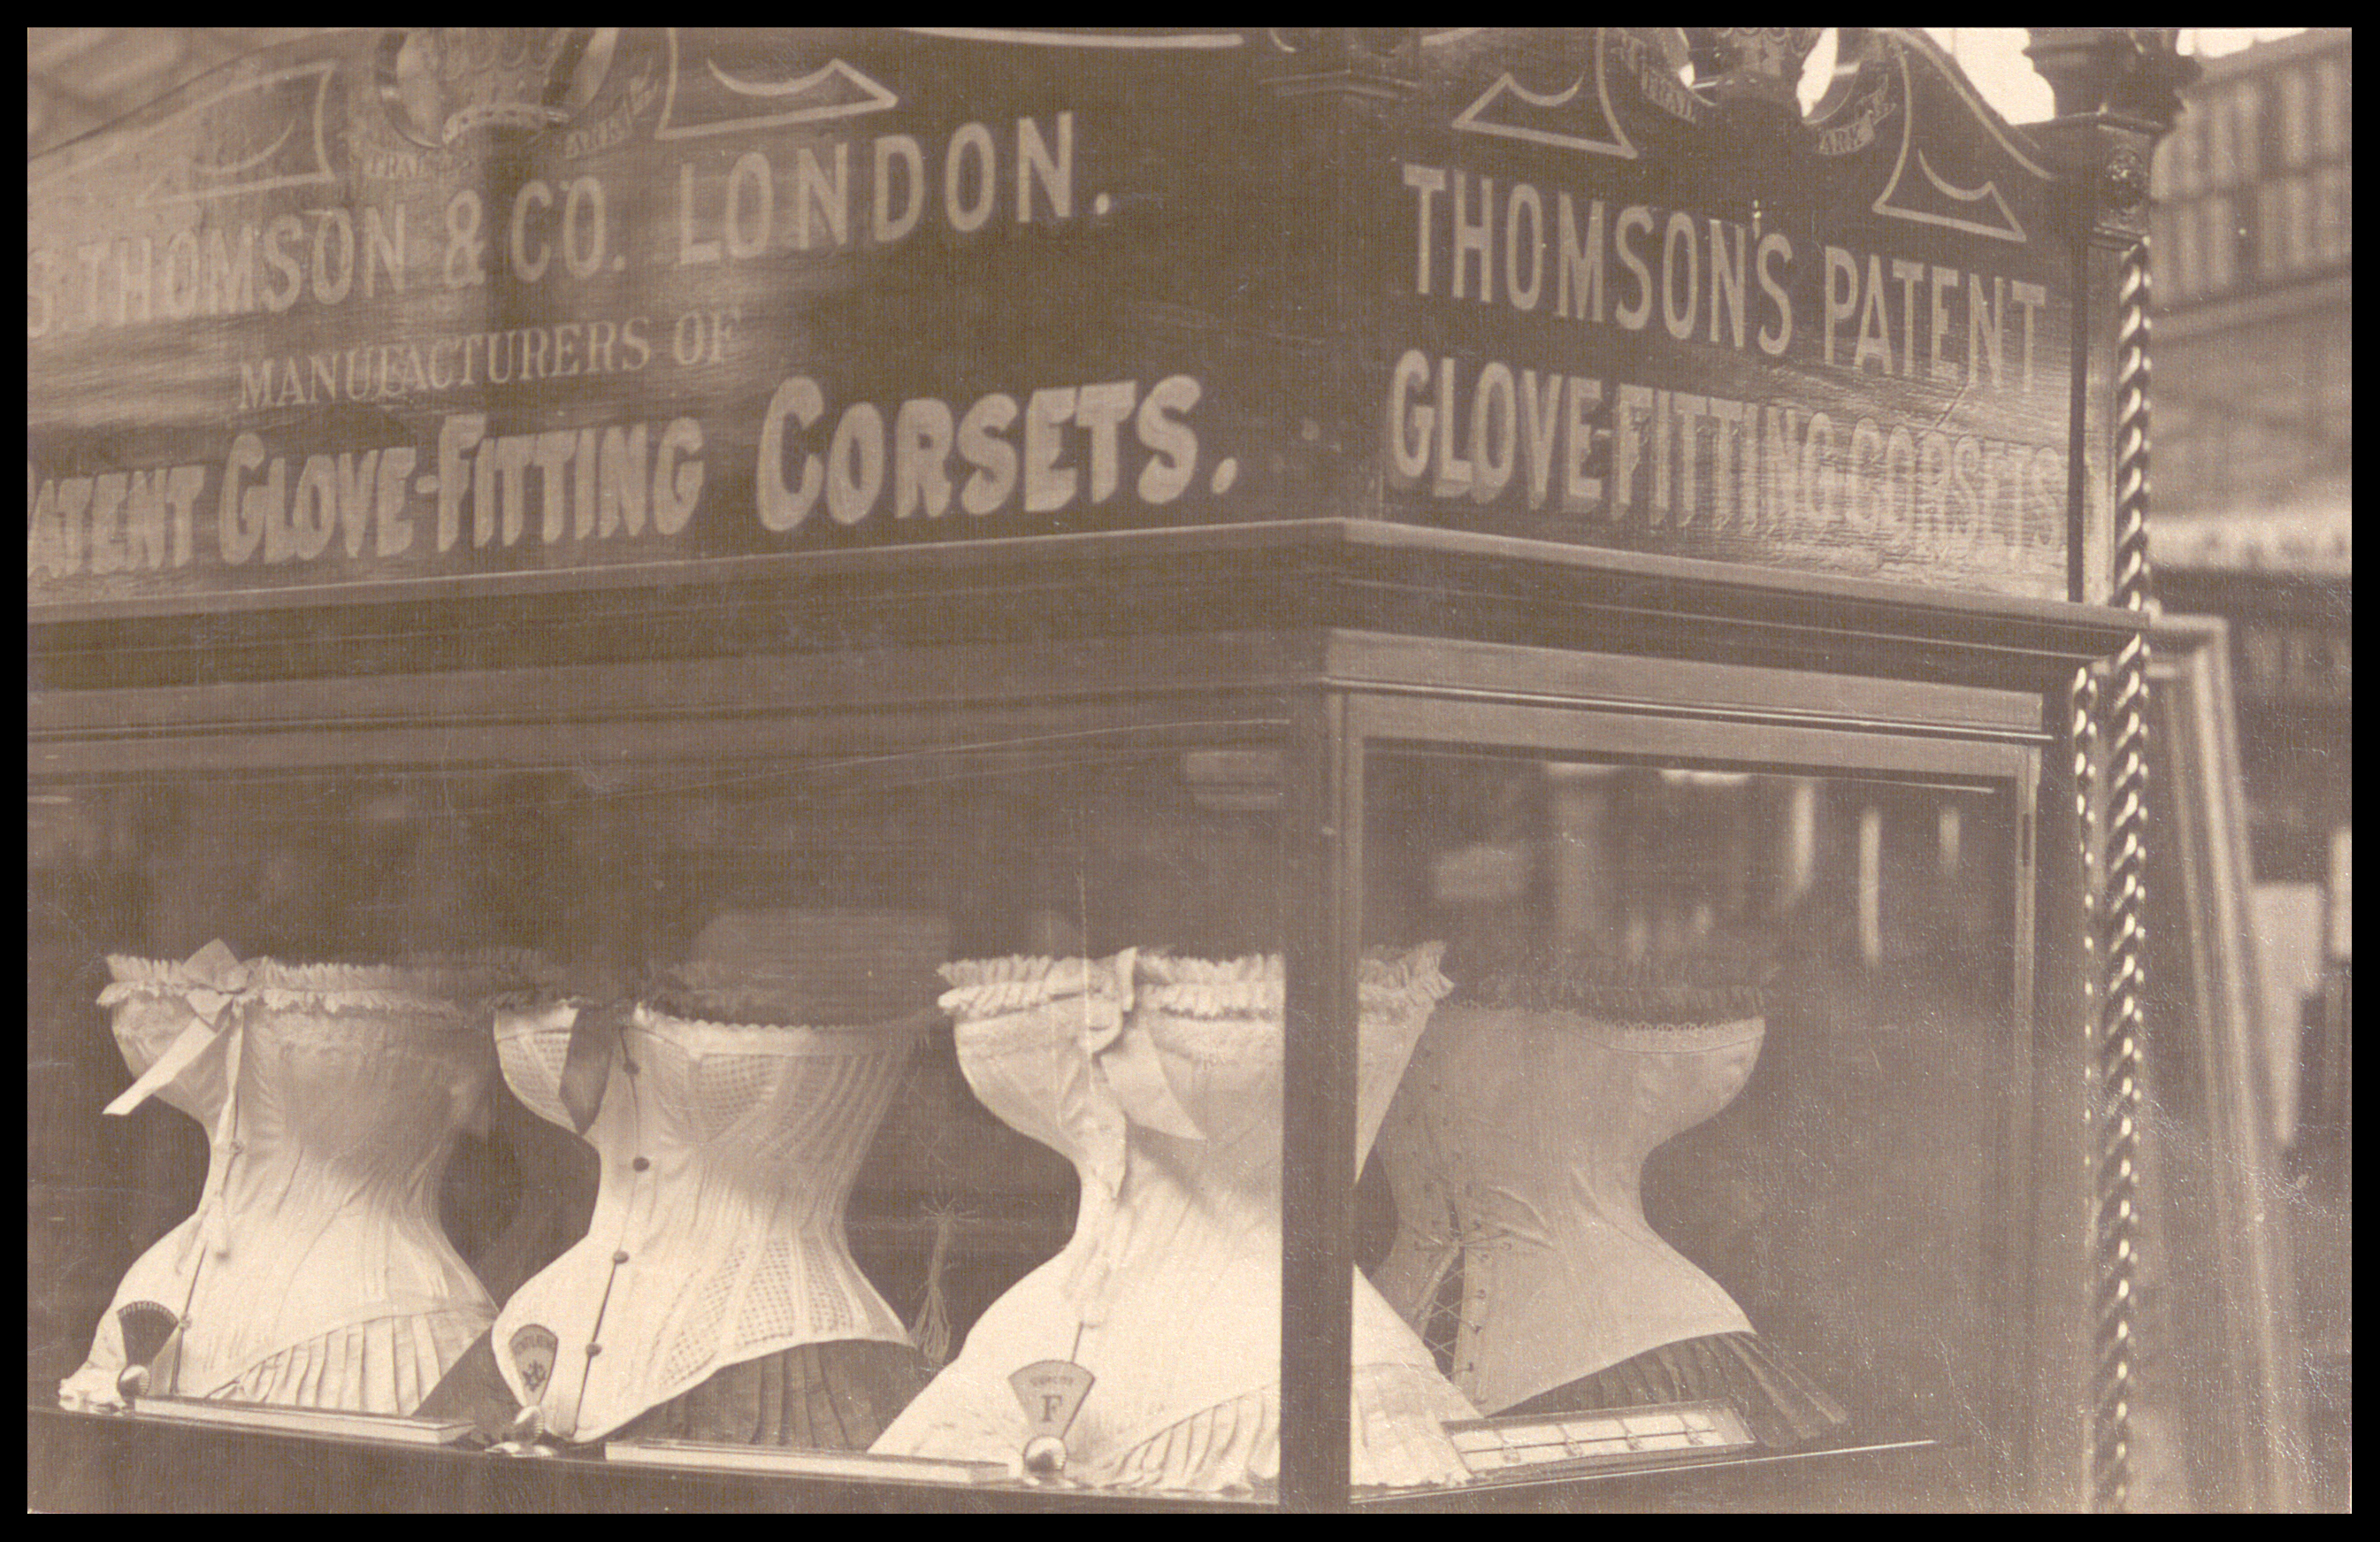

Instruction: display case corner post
[2144,618,2313,1510]
[2024,25,2200,1513]
[1278,687,1361,1508]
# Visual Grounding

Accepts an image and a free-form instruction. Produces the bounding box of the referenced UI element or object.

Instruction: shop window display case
[1361,743,2027,1503]
[30,24,2289,1514]
[28,597,2083,1509]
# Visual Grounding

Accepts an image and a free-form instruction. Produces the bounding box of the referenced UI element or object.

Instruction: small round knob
[1022,1435,1068,1480]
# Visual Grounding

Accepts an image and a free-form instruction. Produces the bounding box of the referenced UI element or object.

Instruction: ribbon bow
[1062,948,1205,1202]
[103,940,257,1263]
[102,940,251,1119]
[545,958,653,1135]
[558,999,631,1136]
[1051,949,1205,1328]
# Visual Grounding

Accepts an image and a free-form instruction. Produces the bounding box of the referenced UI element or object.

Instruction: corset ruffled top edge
[484,993,922,1444]
[876,943,1477,1492]
[64,951,524,1416]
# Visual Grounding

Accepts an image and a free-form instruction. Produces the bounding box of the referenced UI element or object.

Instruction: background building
[2148,26,2351,1512]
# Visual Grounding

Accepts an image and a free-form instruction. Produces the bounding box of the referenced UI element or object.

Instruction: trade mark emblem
[509,1323,560,1394]
[374,28,619,147]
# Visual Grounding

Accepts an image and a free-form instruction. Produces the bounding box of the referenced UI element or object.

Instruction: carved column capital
[2023,29,2201,242]
[2023,28,2200,129]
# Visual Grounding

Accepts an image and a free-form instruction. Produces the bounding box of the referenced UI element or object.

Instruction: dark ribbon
[559,998,632,1135]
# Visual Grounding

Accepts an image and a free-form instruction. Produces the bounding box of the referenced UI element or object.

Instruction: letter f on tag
[1008,1359,1094,1439]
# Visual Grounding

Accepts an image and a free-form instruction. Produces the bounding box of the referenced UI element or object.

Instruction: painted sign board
[1374,28,2080,596]
[27,27,2098,614]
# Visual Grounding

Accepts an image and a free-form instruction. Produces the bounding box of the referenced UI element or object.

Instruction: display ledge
[27,1405,1955,1513]
[26,1405,1252,1513]
[1354,1437,1956,1513]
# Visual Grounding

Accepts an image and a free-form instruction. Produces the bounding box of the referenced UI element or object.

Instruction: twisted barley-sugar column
[2067,647,2101,1438]
[2091,232,2154,1514]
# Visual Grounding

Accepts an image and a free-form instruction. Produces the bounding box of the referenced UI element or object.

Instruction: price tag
[1008,1359,1094,1480]
[1441,1400,1756,1477]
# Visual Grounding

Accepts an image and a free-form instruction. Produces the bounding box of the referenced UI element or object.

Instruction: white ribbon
[1056,949,1206,1330]
[101,940,250,1120]
[103,941,254,1268]
[1064,949,1205,1201]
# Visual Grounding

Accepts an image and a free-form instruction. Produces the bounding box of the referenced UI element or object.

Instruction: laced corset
[872,947,1479,1492]
[489,1001,919,1442]
[59,956,511,1415]
[1374,1006,1764,1415]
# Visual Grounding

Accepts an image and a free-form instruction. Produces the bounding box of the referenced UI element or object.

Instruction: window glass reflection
[1361,756,2016,1478]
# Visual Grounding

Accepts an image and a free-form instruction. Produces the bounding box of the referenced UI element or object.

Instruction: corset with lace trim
[488,1000,920,1442]
[58,955,524,1415]
[1374,1004,1768,1415]
[871,946,1480,1492]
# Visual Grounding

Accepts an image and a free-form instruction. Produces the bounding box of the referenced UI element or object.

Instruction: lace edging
[937,953,1128,1017]
[937,944,1451,1022]
[628,1001,930,1040]
[493,997,926,1043]
[102,951,555,1013]
[638,961,942,1028]
[1133,944,1450,1019]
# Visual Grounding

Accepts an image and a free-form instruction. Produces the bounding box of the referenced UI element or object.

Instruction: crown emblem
[1684,27,1825,112]
[377,28,617,147]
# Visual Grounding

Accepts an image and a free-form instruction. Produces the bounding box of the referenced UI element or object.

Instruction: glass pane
[31,731,1302,1500]
[1356,751,2018,1496]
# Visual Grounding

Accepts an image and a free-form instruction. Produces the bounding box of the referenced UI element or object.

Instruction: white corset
[873,947,1479,1492]
[1374,1006,1764,1415]
[488,1001,919,1442]
[59,956,510,1415]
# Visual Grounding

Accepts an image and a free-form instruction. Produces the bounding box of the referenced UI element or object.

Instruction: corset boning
[873,947,1481,1491]
[490,1001,919,1442]
[61,958,509,1415]
[1374,1006,1764,1415]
